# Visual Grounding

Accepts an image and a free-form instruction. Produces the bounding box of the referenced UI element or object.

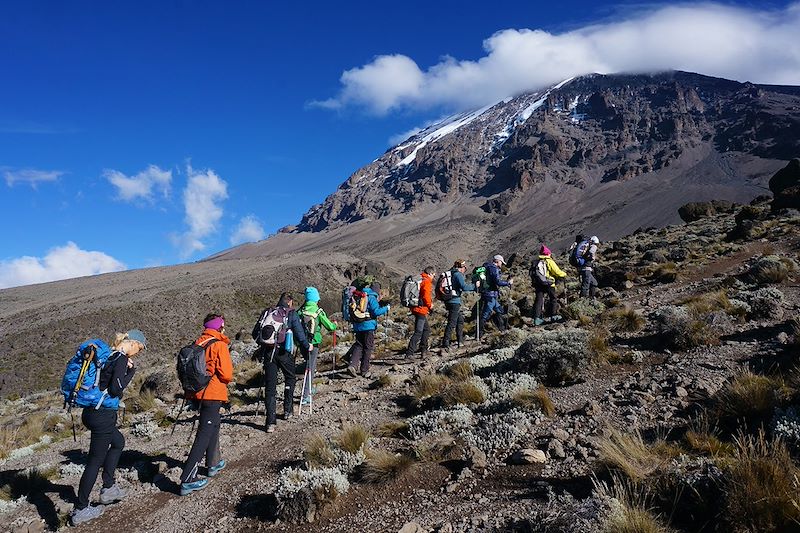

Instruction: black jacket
[100,352,136,399]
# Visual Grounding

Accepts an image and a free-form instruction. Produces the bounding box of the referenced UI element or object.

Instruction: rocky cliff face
[297,72,800,231]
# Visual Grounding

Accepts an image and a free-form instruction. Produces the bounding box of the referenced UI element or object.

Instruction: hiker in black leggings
[71,329,146,527]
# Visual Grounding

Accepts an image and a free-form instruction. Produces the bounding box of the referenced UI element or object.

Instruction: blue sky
[1,1,798,288]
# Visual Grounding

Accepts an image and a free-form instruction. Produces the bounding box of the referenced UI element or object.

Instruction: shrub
[489,327,531,349]
[736,288,785,320]
[685,413,735,456]
[512,386,555,416]
[722,432,800,532]
[305,435,336,468]
[514,328,590,385]
[336,424,369,454]
[370,374,393,389]
[714,371,783,432]
[589,328,619,363]
[651,262,679,283]
[564,298,607,320]
[597,429,680,482]
[605,306,645,333]
[359,450,415,483]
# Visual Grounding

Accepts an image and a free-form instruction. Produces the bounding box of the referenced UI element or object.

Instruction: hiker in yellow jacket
[530,244,568,325]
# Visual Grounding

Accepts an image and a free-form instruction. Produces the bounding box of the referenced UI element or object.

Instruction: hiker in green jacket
[300,286,337,406]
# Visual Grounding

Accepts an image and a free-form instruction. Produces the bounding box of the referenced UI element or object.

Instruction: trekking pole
[299,368,308,415]
[332,331,337,371]
[70,410,77,442]
[171,397,187,436]
[476,299,481,342]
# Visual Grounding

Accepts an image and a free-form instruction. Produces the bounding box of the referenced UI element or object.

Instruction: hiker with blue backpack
[438,259,476,352]
[179,313,233,496]
[531,245,568,325]
[346,280,389,378]
[63,329,146,526]
[477,255,514,339]
[253,292,310,432]
[299,286,337,408]
[580,236,600,298]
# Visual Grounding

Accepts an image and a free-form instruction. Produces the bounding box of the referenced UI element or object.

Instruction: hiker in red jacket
[405,266,435,359]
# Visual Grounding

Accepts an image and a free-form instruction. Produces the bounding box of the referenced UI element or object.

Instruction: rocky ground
[1,197,799,533]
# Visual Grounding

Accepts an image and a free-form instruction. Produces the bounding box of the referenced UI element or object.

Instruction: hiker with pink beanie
[530,244,568,325]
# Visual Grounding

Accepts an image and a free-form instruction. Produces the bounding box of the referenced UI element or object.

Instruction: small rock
[508,449,547,465]
[463,446,487,474]
[547,439,566,459]
[674,386,688,399]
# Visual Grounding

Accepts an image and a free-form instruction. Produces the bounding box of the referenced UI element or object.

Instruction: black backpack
[177,338,218,393]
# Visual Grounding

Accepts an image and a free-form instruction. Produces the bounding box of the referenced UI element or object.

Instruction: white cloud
[388,126,424,146]
[318,2,800,114]
[0,242,126,289]
[230,215,266,245]
[104,165,172,202]
[4,168,64,187]
[170,165,229,257]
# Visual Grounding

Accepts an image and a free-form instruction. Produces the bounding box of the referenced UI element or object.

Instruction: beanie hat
[125,329,147,349]
[540,244,552,256]
[305,286,320,303]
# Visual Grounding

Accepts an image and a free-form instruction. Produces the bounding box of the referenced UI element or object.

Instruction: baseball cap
[493,254,506,265]
[590,236,600,244]
[125,329,147,349]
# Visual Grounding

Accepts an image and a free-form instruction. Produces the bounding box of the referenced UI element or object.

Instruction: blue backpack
[61,339,122,410]
[569,240,591,267]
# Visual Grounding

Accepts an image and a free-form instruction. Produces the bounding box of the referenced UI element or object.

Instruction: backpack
[348,290,370,323]
[531,258,551,286]
[301,308,322,340]
[61,339,121,410]
[435,271,456,301]
[472,266,487,290]
[341,285,355,322]
[176,338,219,393]
[400,274,422,307]
[569,240,591,267]
[253,307,290,346]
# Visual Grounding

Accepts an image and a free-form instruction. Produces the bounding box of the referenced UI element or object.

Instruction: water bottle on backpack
[284,329,294,352]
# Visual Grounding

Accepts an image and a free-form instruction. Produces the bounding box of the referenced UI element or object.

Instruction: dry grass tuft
[0,412,53,458]
[445,361,474,382]
[715,371,782,431]
[370,374,393,389]
[512,386,555,416]
[413,374,449,402]
[336,424,370,454]
[651,262,679,283]
[605,306,646,333]
[305,435,336,467]
[597,429,680,482]
[441,381,485,406]
[722,431,800,532]
[596,476,675,533]
[589,328,620,362]
[360,449,415,483]
[377,421,409,438]
[131,389,158,414]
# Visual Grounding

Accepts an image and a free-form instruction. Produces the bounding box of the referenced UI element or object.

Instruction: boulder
[769,158,800,210]
[508,448,547,465]
[140,370,179,401]
[463,445,488,474]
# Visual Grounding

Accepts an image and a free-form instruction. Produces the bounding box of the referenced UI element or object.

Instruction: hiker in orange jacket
[405,266,435,359]
[180,313,233,496]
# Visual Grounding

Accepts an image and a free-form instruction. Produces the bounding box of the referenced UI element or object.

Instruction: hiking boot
[99,484,128,504]
[71,505,104,526]
[207,460,226,477]
[551,314,563,322]
[180,478,209,496]
[266,424,276,433]
[346,366,358,377]
[283,411,293,421]
[534,318,545,326]
[362,371,373,379]
[299,397,312,406]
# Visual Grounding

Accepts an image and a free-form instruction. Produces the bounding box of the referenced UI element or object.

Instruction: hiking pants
[302,346,319,402]
[442,302,463,347]
[534,284,558,319]
[350,330,375,373]
[479,295,506,336]
[77,408,124,509]
[264,347,295,425]
[580,269,598,298]
[406,313,430,356]
[181,400,222,483]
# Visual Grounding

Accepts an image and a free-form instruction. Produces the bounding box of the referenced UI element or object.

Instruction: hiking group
[59,239,600,526]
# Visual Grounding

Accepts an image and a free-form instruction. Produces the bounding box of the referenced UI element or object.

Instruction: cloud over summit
[315,2,800,114]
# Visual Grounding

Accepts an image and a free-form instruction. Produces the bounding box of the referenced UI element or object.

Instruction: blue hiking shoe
[534,318,545,326]
[180,478,209,496]
[300,397,312,406]
[208,460,226,477]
